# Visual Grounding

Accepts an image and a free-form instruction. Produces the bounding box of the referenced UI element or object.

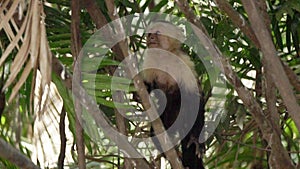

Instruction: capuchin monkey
[142,21,205,169]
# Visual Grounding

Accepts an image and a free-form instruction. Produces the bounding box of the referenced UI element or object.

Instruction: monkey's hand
[187,136,205,159]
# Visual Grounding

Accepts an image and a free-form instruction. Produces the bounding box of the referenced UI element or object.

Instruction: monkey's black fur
[143,21,206,169]
[146,80,205,169]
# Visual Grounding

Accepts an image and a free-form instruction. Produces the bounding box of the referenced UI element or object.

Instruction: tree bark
[175,0,296,168]
[241,0,300,134]
[0,138,40,169]
[71,0,86,168]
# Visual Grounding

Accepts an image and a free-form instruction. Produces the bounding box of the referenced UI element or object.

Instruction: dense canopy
[0,0,299,168]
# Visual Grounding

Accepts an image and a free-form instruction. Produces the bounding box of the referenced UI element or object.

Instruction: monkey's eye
[146,31,161,38]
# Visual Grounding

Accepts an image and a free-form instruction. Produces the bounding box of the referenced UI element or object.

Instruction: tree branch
[214,0,260,48]
[213,1,296,167]
[0,138,40,169]
[58,107,67,169]
[71,0,86,168]
[282,61,300,92]
[175,0,296,168]
[214,0,300,96]
[83,0,184,168]
[241,0,300,136]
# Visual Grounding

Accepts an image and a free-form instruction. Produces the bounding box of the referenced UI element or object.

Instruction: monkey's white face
[146,31,172,50]
[143,22,197,92]
[146,31,159,48]
[146,22,184,52]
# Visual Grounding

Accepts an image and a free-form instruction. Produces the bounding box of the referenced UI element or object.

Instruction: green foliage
[1,0,299,168]
[270,0,300,58]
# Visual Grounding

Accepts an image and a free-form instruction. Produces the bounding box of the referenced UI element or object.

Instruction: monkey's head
[146,22,185,52]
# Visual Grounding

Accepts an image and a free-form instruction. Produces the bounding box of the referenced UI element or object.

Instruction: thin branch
[214,0,260,48]
[113,91,135,169]
[98,2,134,167]
[148,0,155,11]
[175,0,295,168]
[213,1,294,167]
[282,61,300,92]
[0,138,40,169]
[175,0,208,36]
[71,0,85,168]
[58,107,67,169]
[86,156,119,167]
[241,2,298,168]
[175,0,266,125]
[0,68,5,117]
[106,0,184,167]
[263,59,286,168]
[214,0,300,97]
[83,0,125,61]
[83,0,184,168]
[71,0,82,62]
[241,0,300,138]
